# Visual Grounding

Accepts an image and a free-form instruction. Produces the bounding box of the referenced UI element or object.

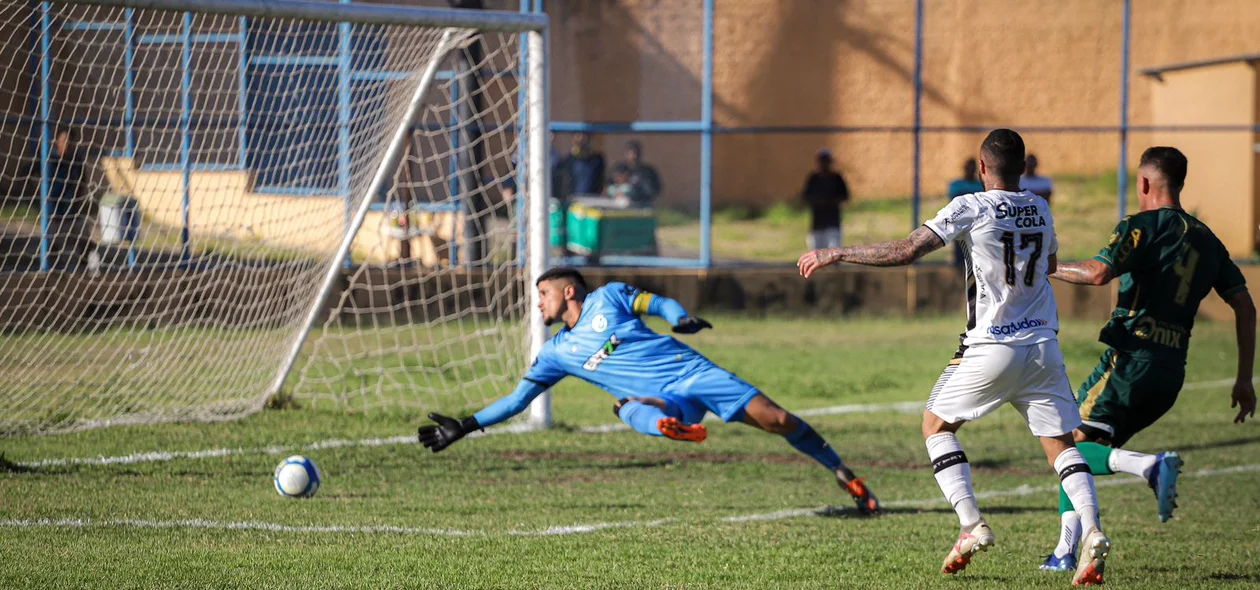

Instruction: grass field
[2,315,1258,589]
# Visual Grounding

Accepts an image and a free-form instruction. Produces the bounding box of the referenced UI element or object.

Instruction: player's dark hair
[979,128,1025,182]
[536,267,588,290]
[1139,146,1187,191]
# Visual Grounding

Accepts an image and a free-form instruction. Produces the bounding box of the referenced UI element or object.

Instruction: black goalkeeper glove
[671,316,713,334]
[417,412,482,453]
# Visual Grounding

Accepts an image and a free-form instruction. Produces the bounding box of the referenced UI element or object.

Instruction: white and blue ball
[273,455,322,498]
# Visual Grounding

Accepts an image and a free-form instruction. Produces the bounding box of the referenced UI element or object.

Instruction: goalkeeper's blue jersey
[523,282,709,399]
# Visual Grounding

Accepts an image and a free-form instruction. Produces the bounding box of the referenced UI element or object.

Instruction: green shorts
[1076,348,1185,447]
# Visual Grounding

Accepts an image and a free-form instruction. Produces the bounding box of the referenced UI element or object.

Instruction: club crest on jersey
[591,314,608,333]
[583,335,622,371]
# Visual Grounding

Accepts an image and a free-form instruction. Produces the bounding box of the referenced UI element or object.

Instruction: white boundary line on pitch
[15,376,1248,469]
[2,463,1257,538]
[16,402,924,468]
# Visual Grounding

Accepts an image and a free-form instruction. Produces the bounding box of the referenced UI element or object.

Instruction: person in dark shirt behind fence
[801,147,849,250]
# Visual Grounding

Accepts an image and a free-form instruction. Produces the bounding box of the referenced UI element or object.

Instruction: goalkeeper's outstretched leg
[738,393,881,515]
[612,391,880,515]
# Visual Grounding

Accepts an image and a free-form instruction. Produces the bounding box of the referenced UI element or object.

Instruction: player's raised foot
[941,522,995,575]
[1040,552,1078,573]
[840,476,881,516]
[1147,451,1183,523]
[1072,530,1111,586]
[657,417,707,443]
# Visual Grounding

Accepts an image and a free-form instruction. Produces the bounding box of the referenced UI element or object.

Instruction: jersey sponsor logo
[1116,228,1141,263]
[591,314,608,333]
[987,317,1049,336]
[1133,316,1187,349]
[994,202,1046,228]
[582,335,622,371]
[944,202,971,225]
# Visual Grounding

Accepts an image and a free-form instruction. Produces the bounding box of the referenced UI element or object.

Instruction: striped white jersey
[924,189,1059,346]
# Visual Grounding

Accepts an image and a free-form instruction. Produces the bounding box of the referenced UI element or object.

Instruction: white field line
[19,423,537,469]
[15,377,1248,469]
[2,463,1256,538]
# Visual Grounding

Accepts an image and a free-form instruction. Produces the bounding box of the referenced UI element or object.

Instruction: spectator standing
[1020,153,1054,202]
[47,127,95,271]
[947,158,985,269]
[621,140,662,207]
[800,148,849,249]
[559,132,605,197]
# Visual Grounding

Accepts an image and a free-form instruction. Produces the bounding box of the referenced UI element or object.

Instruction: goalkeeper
[419,267,881,514]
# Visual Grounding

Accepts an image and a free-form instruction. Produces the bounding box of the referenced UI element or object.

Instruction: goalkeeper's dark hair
[536,267,588,290]
[979,128,1026,183]
[1139,146,1187,192]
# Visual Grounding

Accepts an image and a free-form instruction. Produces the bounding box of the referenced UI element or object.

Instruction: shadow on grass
[814,504,1050,519]
[0,453,40,473]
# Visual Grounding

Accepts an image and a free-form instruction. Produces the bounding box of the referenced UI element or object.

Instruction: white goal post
[0,0,550,435]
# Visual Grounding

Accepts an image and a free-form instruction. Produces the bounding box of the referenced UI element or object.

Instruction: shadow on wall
[715,0,998,207]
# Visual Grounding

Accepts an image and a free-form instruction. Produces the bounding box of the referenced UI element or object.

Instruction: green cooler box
[564,198,657,258]
[549,198,566,249]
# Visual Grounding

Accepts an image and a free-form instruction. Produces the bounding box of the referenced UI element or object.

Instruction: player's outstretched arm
[797,225,944,276]
[1226,289,1256,423]
[417,379,550,452]
[627,286,713,334]
[1050,259,1114,286]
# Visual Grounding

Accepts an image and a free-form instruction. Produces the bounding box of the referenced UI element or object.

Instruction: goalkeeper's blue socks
[784,417,844,471]
[617,399,667,436]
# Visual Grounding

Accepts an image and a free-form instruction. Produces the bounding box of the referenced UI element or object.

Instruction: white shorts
[925,341,1081,437]
[807,227,842,249]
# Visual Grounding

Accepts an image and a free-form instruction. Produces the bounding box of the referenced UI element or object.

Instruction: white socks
[1108,447,1158,479]
[926,432,982,530]
[1054,510,1082,558]
[1055,447,1101,536]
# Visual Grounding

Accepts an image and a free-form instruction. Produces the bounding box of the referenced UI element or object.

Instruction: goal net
[0,0,548,436]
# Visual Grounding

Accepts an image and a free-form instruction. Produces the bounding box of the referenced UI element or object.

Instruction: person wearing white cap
[800,147,850,249]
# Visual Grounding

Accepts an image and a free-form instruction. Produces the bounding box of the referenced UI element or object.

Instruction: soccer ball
[273,455,322,498]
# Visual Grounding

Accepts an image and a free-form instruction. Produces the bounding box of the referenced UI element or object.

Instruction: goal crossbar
[64,0,547,32]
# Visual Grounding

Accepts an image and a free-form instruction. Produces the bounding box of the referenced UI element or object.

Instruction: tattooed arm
[1050,259,1113,286]
[798,226,946,277]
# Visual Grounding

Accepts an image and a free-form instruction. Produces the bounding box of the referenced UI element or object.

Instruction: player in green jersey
[1036,146,1257,573]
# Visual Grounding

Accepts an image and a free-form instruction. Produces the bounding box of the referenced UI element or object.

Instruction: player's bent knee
[921,410,962,439]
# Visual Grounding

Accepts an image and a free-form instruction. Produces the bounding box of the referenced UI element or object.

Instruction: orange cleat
[843,477,882,516]
[657,417,707,443]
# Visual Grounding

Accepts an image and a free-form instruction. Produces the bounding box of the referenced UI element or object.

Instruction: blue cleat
[1148,451,1184,523]
[1040,553,1077,573]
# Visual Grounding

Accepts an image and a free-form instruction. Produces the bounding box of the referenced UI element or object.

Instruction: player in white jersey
[797,129,1111,586]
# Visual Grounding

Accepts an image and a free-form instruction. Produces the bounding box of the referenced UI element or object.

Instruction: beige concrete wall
[1150,62,1257,257]
[541,0,1260,210]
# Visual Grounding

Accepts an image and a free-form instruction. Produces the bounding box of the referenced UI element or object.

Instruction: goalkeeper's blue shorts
[660,363,762,424]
